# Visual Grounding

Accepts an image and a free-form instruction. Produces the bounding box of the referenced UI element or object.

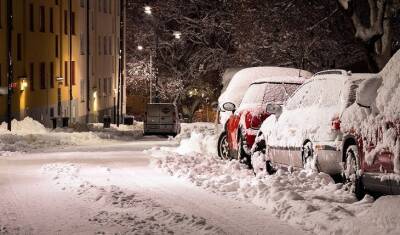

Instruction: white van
[144,103,181,136]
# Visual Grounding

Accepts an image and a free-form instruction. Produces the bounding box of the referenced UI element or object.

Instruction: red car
[219,76,305,166]
[341,52,400,199]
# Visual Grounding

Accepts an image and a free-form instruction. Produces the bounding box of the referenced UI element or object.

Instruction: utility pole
[6,0,13,131]
[117,0,126,127]
[69,0,73,123]
[120,0,126,124]
[86,0,90,123]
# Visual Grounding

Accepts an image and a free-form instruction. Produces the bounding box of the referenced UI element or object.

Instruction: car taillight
[250,116,262,129]
[331,117,341,131]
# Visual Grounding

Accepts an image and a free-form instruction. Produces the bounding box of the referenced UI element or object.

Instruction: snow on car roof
[219,67,312,108]
[376,50,400,118]
[251,75,306,85]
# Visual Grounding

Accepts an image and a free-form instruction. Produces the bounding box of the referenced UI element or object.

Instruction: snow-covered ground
[0,121,302,234]
[1,120,399,234]
[148,125,400,235]
[0,117,143,155]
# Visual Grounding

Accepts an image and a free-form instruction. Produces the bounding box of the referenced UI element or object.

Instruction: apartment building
[0,0,126,127]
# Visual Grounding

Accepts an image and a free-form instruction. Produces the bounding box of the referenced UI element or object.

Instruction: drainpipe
[6,0,13,131]
[86,0,90,123]
[69,0,72,122]
[120,0,126,124]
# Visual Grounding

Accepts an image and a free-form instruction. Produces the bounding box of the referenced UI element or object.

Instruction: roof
[251,75,307,85]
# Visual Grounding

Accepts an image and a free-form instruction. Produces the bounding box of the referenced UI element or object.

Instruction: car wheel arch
[342,136,358,163]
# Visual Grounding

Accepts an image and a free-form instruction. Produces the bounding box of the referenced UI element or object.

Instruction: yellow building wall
[0,0,122,126]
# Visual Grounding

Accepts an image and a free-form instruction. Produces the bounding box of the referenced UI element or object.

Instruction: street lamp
[144,6,152,15]
[137,45,154,103]
[173,31,182,40]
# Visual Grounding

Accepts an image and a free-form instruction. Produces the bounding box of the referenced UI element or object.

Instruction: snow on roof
[376,50,400,118]
[218,67,312,108]
[252,75,306,85]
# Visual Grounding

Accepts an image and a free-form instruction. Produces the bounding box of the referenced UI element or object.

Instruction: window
[103,36,107,55]
[64,61,68,86]
[80,79,86,102]
[80,33,85,55]
[30,63,35,91]
[98,36,101,55]
[55,0,58,5]
[64,10,68,35]
[108,36,112,55]
[98,0,101,12]
[80,0,85,8]
[103,78,107,95]
[71,61,76,85]
[49,8,54,33]
[17,34,22,61]
[40,63,46,89]
[0,0,2,28]
[40,6,45,32]
[0,64,2,86]
[108,0,111,14]
[29,4,34,32]
[50,62,54,88]
[55,35,59,57]
[71,12,75,35]
[103,0,107,13]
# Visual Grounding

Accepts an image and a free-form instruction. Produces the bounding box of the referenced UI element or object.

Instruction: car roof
[251,75,306,85]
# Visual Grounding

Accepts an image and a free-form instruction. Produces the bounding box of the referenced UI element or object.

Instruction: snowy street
[0,136,303,235]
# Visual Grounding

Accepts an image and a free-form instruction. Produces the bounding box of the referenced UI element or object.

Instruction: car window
[241,83,300,106]
[286,78,344,110]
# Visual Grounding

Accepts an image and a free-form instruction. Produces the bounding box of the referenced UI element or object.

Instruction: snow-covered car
[340,51,400,199]
[219,76,305,166]
[252,70,370,177]
[217,67,312,159]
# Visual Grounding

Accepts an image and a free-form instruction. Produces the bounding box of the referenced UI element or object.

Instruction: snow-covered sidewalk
[148,126,400,235]
[0,118,143,155]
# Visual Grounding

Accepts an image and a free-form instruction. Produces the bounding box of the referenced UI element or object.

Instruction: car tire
[238,133,252,169]
[343,145,365,200]
[217,132,231,160]
[302,141,317,171]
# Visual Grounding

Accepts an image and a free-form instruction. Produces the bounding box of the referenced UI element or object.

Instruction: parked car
[219,76,306,166]
[339,51,400,199]
[143,103,181,136]
[251,70,370,178]
[217,67,312,160]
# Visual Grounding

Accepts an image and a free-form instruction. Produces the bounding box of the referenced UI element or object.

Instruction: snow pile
[0,118,143,154]
[149,131,400,235]
[341,51,400,173]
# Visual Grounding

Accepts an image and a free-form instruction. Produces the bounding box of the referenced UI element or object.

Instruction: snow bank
[149,129,400,235]
[0,118,143,155]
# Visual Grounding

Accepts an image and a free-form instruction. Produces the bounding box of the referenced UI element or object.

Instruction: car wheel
[343,145,365,200]
[217,132,230,160]
[302,141,317,171]
[238,133,252,169]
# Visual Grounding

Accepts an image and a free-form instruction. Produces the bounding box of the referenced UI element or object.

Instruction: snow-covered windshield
[286,78,344,110]
[241,83,300,106]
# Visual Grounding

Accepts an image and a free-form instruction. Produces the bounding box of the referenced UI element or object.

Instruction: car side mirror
[222,102,236,113]
[266,103,282,115]
[356,76,382,109]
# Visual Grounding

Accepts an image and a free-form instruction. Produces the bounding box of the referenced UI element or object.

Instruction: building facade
[0,0,126,127]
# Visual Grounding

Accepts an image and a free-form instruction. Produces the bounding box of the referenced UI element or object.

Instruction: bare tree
[338,0,400,71]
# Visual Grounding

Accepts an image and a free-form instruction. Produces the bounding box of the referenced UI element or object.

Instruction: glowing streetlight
[173,31,181,40]
[137,45,144,51]
[144,6,152,15]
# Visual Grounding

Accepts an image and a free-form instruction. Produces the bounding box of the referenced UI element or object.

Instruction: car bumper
[313,142,342,175]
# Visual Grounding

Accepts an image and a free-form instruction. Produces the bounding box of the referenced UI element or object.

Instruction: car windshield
[285,78,344,110]
[241,82,300,106]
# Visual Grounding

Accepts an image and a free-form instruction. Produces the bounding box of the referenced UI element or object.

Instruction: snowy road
[0,137,304,235]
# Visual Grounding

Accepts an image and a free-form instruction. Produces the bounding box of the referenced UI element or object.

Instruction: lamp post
[137,45,155,103]
[6,0,13,131]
